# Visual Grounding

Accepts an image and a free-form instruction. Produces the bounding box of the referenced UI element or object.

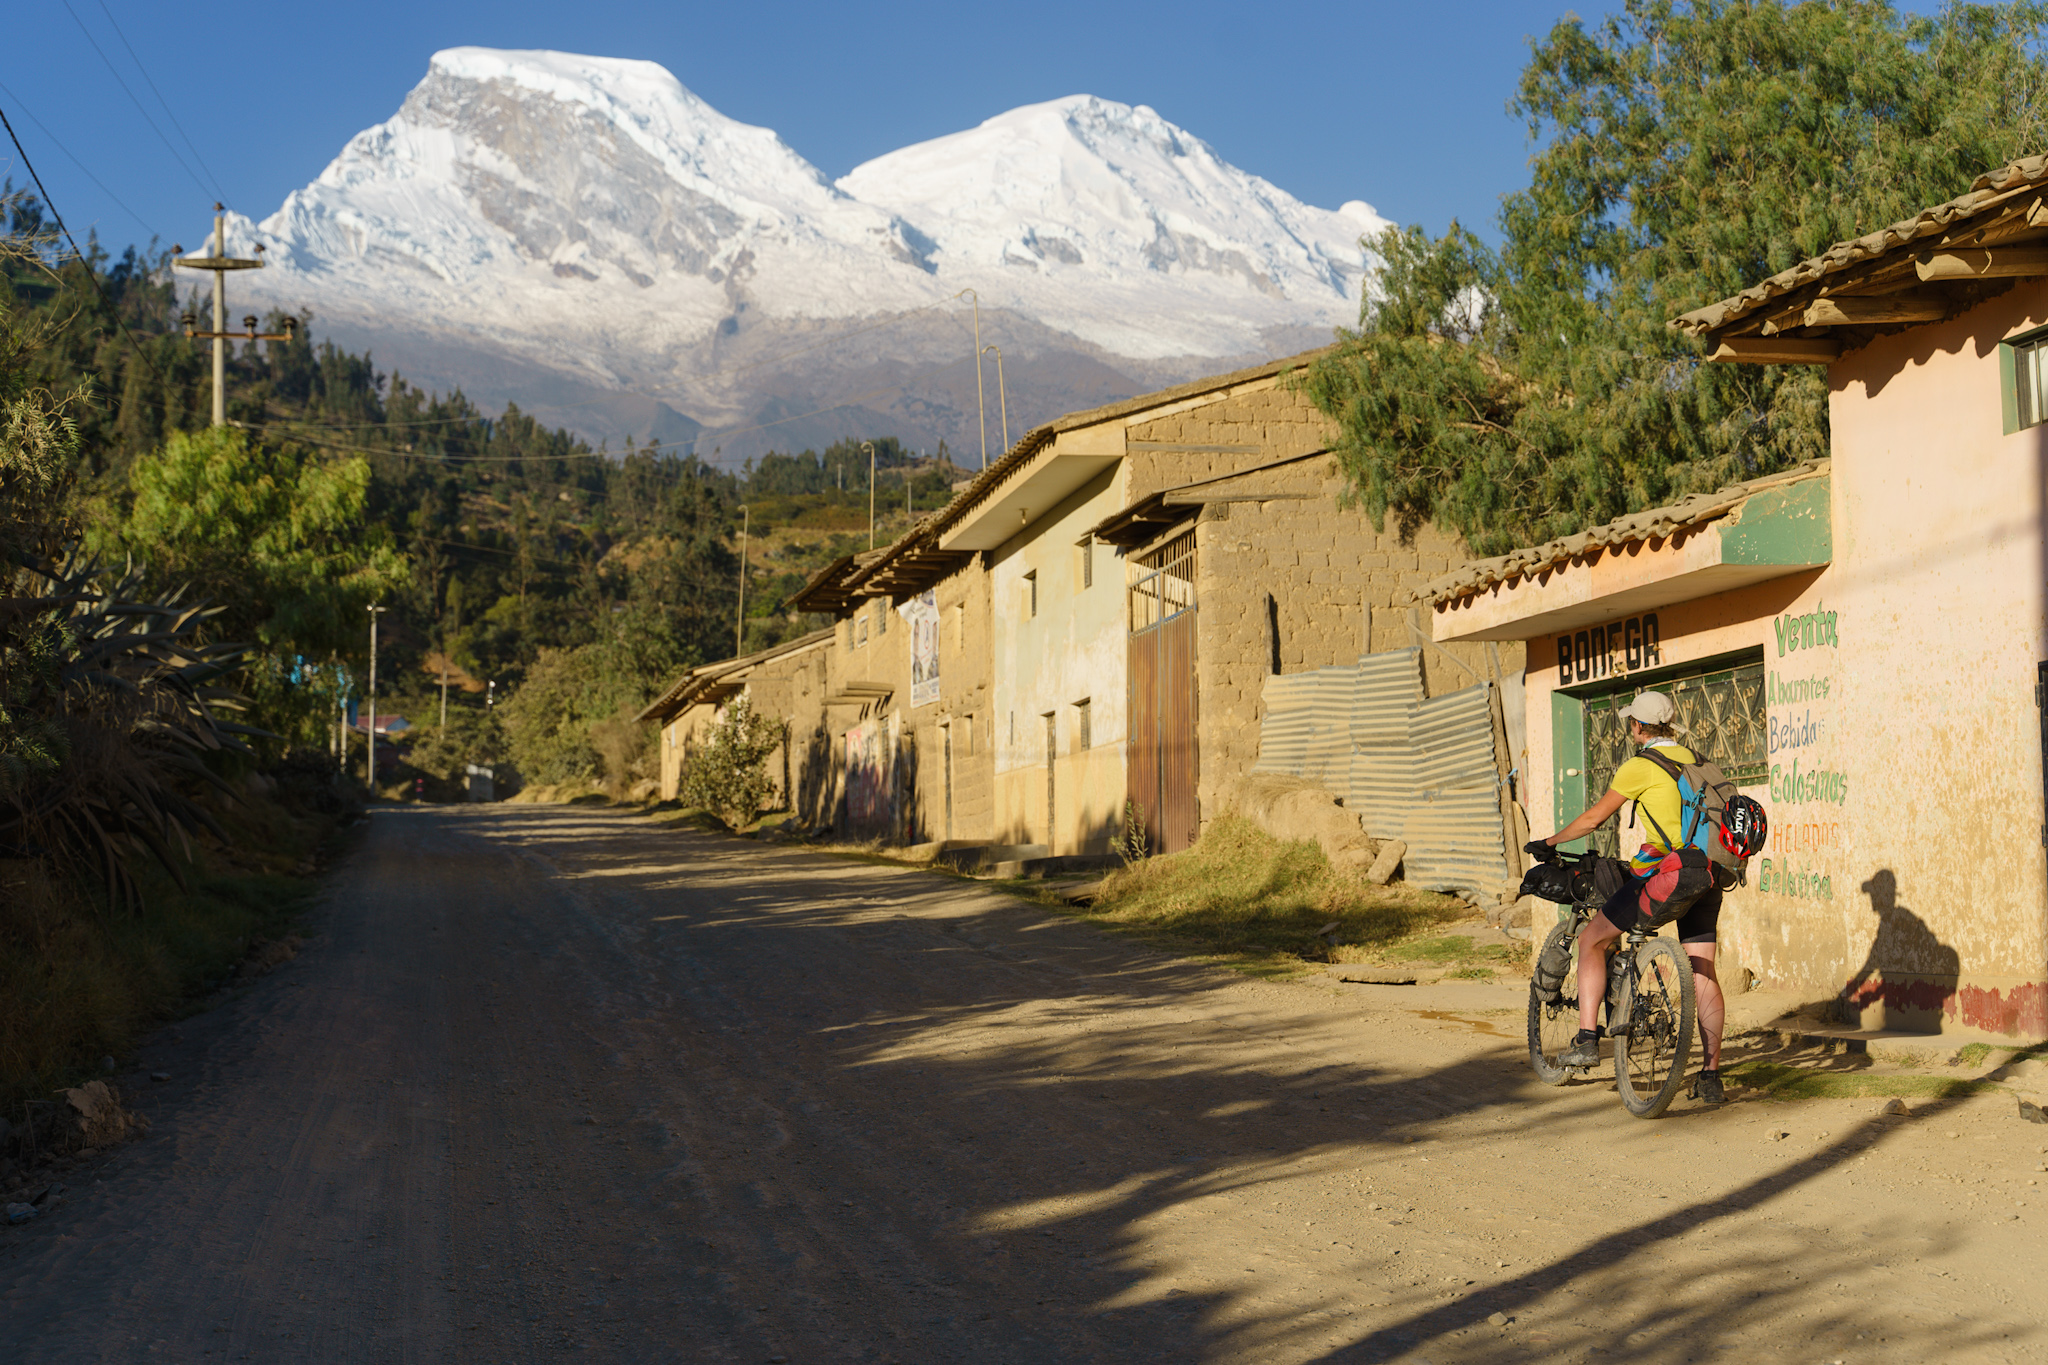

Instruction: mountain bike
[1525,850,1697,1119]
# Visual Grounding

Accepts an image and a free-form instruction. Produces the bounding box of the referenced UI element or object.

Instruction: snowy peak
[416,47,839,210]
[839,94,1386,299]
[225,49,1390,449]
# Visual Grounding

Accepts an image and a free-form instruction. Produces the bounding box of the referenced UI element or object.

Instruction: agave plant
[0,552,260,908]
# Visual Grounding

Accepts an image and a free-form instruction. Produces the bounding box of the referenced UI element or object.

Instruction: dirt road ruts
[2,804,2042,1362]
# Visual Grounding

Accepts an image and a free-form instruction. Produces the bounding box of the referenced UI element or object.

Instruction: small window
[1024,570,1038,618]
[2006,327,2048,432]
[854,612,869,649]
[876,599,888,636]
[1080,536,1094,589]
[1075,699,1091,751]
[1009,711,1016,748]
[1044,713,1057,766]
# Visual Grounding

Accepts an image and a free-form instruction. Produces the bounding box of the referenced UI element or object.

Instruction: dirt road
[2,805,2044,1363]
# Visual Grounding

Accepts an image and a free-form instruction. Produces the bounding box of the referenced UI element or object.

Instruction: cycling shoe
[1557,1032,1602,1069]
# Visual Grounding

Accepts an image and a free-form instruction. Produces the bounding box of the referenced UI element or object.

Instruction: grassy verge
[0,789,343,1122]
[1064,816,1471,977]
[1721,1059,2002,1101]
[1949,1041,2048,1069]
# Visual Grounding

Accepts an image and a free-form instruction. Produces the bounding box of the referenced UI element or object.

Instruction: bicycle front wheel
[1614,935,1696,1118]
[1526,917,1584,1086]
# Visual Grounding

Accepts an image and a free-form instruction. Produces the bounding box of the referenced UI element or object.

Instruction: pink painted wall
[1517,280,2048,1038]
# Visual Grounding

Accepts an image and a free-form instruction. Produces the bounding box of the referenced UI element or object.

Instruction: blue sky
[0,0,1626,258]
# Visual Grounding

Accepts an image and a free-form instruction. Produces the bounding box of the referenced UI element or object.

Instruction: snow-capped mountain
[217,48,1387,457]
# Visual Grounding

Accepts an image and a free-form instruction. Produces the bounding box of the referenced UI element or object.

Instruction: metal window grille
[876,599,888,635]
[2020,336,2048,429]
[1578,657,1766,858]
[1128,531,1196,631]
[1025,571,1038,617]
[1076,699,1091,751]
[1082,536,1094,589]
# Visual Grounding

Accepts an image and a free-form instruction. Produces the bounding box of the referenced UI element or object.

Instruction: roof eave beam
[1707,336,1842,365]
[1915,247,2048,281]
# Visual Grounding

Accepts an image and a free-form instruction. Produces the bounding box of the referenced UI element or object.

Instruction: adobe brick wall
[1124,382,1525,838]
[928,559,995,843]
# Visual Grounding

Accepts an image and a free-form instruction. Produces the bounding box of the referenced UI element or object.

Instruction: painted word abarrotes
[1773,602,1839,657]
[1767,672,1832,704]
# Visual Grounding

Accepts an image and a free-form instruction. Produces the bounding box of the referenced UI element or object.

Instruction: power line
[59,0,216,204]
[0,100,174,394]
[0,77,163,241]
[92,0,229,204]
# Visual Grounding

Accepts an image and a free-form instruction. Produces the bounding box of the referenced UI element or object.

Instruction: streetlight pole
[863,441,877,549]
[735,504,749,656]
[365,605,387,793]
[980,345,1011,456]
[173,205,295,427]
[953,288,986,469]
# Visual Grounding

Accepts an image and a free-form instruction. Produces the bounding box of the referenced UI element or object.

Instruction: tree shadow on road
[446,806,2026,1364]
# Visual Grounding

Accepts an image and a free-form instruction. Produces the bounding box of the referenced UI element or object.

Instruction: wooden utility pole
[735,504,749,656]
[174,205,295,426]
[863,442,877,548]
[366,605,387,792]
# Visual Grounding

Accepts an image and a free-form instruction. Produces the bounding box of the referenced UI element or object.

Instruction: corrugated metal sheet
[1255,646,1510,899]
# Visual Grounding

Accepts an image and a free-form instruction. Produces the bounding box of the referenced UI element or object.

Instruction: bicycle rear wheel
[1614,935,1696,1118]
[1526,918,1584,1085]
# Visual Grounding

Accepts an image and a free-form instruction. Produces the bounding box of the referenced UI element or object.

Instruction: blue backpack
[1633,746,1750,886]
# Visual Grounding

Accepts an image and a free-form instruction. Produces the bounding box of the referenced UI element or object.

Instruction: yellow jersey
[1611,742,1693,873]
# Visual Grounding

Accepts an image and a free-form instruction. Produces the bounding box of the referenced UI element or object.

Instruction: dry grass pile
[1083,815,1469,967]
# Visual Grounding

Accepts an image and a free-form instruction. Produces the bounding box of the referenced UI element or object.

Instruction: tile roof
[837,345,1338,600]
[1413,461,1830,606]
[634,627,836,724]
[1671,155,2048,338]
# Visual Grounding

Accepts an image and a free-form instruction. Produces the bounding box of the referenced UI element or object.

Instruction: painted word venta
[1557,614,1660,684]
[1773,602,1839,658]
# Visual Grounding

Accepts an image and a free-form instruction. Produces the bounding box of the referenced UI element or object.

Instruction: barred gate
[1580,658,1767,858]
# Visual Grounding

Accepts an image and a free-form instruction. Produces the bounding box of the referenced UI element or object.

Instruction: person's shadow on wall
[1836,870,1961,1029]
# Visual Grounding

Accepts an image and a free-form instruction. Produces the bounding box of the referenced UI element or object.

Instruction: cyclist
[1527,690,1726,1105]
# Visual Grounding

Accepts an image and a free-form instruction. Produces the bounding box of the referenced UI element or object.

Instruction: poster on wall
[844,720,890,830]
[899,590,941,707]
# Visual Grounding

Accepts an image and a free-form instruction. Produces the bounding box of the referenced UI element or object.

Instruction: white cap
[1617,690,1676,726]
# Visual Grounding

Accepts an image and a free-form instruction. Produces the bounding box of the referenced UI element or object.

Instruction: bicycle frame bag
[1632,746,1751,889]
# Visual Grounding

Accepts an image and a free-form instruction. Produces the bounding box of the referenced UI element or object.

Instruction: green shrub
[678,694,782,829]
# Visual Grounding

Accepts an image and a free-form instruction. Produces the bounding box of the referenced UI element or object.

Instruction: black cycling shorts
[1599,875,1722,945]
